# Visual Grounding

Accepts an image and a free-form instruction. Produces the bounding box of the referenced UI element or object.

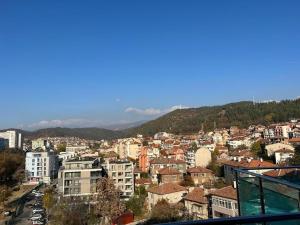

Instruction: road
[12,199,33,225]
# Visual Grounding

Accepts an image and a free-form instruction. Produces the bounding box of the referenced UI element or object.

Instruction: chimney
[260,158,263,162]
[247,158,251,163]
[238,158,241,162]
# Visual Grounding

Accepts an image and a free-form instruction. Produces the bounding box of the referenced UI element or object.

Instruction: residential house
[147,183,187,210]
[157,167,183,184]
[187,167,214,186]
[184,188,209,219]
[265,143,294,157]
[149,158,187,183]
[210,186,238,218]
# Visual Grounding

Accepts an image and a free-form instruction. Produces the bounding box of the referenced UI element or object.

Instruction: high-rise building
[25,150,58,184]
[106,160,134,200]
[0,130,23,149]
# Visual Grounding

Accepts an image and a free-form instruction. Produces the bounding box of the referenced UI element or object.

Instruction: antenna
[253,96,255,105]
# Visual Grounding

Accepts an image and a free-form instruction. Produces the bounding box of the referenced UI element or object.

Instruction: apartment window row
[65,180,80,186]
[64,187,81,195]
[65,172,81,178]
[212,197,237,210]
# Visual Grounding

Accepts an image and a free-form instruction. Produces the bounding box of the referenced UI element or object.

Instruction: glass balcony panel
[238,172,262,216]
[262,179,299,214]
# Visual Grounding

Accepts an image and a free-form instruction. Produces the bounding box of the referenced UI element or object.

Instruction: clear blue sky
[0,0,300,130]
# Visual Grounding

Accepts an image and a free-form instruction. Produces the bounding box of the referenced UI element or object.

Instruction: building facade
[58,158,105,197]
[106,160,134,200]
[25,150,58,184]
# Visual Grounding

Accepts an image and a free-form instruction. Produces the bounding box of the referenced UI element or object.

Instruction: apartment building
[0,138,8,150]
[25,150,58,184]
[58,157,106,197]
[106,160,134,200]
[0,130,23,149]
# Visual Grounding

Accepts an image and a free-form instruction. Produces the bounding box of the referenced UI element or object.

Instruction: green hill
[19,99,300,140]
[25,127,124,140]
[126,99,300,136]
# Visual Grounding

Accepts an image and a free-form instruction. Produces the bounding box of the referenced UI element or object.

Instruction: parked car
[30,214,43,220]
[32,220,44,225]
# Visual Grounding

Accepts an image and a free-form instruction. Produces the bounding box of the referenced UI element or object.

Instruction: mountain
[102,120,148,131]
[125,99,300,136]
[24,127,124,140]
[9,99,300,140]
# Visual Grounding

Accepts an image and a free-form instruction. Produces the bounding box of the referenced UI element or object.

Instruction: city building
[0,130,23,149]
[184,188,209,219]
[149,158,187,183]
[147,183,187,210]
[265,143,294,157]
[157,167,183,184]
[25,150,58,184]
[58,157,106,197]
[31,138,51,150]
[0,138,8,151]
[187,167,214,186]
[210,186,238,218]
[106,160,134,200]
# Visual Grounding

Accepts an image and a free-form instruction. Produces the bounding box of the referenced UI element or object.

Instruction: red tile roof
[222,159,275,168]
[150,157,186,165]
[158,167,181,175]
[135,178,152,185]
[211,186,237,200]
[184,188,208,204]
[187,167,213,174]
[147,183,187,195]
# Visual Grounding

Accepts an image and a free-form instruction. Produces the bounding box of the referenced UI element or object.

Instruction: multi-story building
[106,160,134,200]
[157,167,183,184]
[0,130,23,149]
[25,150,58,184]
[187,167,214,186]
[0,138,9,151]
[58,157,106,197]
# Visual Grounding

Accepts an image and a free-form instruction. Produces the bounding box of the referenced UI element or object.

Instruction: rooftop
[210,186,237,200]
[147,183,186,195]
[184,188,208,204]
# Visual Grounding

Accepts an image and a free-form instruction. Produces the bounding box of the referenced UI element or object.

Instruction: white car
[32,209,44,214]
[30,214,43,220]
[35,193,44,197]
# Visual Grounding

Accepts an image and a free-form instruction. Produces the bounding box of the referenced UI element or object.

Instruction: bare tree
[93,177,125,225]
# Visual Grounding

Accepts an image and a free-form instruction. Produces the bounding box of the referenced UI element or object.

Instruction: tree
[43,188,55,213]
[56,143,66,153]
[251,141,262,156]
[289,145,300,165]
[93,177,125,225]
[49,197,88,225]
[180,175,195,187]
[207,149,223,177]
[150,199,184,223]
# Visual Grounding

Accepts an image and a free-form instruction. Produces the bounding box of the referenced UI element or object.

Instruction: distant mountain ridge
[4,99,300,140]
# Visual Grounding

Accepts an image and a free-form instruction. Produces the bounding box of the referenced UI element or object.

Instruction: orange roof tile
[147,183,187,195]
[211,186,237,200]
[184,188,208,204]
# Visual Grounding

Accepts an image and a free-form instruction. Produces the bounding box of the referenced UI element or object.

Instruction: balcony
[156,166,300,225]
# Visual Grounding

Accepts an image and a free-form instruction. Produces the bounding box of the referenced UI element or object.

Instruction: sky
[0,0,300,130]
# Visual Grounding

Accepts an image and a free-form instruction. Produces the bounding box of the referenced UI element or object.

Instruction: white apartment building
[0,130,23,149]
[106,160,134,200]
[25,150,58,184]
